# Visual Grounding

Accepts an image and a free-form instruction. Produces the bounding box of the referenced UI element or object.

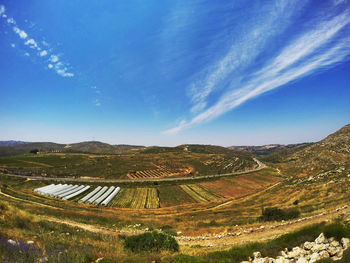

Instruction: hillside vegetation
[0,124,349,262]
[0,144,257,179]
[0,141,144,156]
[277,124,350,177]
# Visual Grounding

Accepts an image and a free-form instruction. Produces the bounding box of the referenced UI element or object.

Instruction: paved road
[0,158,266,183]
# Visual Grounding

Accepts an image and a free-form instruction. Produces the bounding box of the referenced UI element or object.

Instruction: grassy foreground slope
[1,191,350,263]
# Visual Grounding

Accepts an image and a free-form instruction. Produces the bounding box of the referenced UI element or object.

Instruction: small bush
[158,224,176,236]
[124,231,179,253]
[0,202,8,212]
[259,207,300,222]
[323,222,350,240]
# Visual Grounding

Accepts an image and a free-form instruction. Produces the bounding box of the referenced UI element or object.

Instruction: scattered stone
[311,243,328,253]
[7,239,17,246]
[315,233,327,244]
[275,257,289,263]
[309,252,321,263]
[241,233,349,263]
[253,251,261,259]
[319,250,330,259]
[296,257,308,263]
[303,241,314,250]
[342,237,350,249]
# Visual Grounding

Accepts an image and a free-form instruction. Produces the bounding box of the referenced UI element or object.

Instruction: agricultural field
[157,185,196,207]
[0,144,257,180]
[180,184,220,202]
[200,170,282,198]
[111,187,160,209]
[127,165,193,179]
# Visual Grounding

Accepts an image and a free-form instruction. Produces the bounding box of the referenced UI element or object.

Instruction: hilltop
[274,124,350,177]
[0,141,144,156]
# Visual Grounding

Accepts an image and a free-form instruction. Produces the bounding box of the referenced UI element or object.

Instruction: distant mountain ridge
[228,143,313,156]
[0,141,144,156]
[0,141,28,146]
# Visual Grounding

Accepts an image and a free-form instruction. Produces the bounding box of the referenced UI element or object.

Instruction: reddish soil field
[200,173,282,198]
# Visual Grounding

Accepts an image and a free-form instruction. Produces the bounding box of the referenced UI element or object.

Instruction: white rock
[252,258,269,263]
[309,252,321,263]
[327,246,338,256]
[253,251,262,259]
[311,243,328,253]
[296,257,308,263]
[341,237,350,250]
[315,233,327,244]
[27,240,34,245]
[287,247,306,258]
[303,241,315,250]
[7,239,17,246]
[274,256,289,263]
[336,247,343,258]
[318,250,330,259]
[330,240,340,247]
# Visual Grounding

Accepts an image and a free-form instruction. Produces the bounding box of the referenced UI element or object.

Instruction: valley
[0,124,349,262]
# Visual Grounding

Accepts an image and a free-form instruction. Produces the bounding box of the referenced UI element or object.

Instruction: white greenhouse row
[34,184,121,206]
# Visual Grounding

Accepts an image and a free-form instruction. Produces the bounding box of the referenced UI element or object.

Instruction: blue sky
[0,0,349,146]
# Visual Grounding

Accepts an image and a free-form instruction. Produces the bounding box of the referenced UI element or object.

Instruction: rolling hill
[0,141,144,156]
[277,124,350,177]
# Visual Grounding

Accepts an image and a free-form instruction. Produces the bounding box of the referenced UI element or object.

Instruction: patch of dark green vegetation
[122,231,179,253]
[258,207,300,222]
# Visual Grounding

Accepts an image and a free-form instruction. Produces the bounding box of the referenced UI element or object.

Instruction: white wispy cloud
[91,86,102,106]
[0,5,5,15]
[7,17,15,24]
[13,26,27,39]
[189,1,303,114]
[94,99,101,107]
[165,2,350,134]
[25,38,39,49]
[1,4,74,78]
[50,55,59,63]
[39,50,47,57]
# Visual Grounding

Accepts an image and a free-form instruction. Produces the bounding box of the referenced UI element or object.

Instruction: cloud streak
[165,1,350,134]
[0,4,74,78]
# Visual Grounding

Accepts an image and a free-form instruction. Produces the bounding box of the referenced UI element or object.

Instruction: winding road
[0,158,266,183]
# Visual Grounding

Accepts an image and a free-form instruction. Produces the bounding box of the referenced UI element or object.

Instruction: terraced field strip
[145,188,159,209]
[111,188,136,207]
[189,184,221,200]
[127,165,194,180]
[180,185,209,202]
[130,188,148,208]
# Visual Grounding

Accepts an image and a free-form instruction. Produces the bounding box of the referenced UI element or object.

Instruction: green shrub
[259,207,300,222]
[323,222,350,241]
[123,231,179,253]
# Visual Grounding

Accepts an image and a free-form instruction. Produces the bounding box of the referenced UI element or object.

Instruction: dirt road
[0,158,266,183]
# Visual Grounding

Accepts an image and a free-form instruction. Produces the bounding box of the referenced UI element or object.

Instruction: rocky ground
[241,233,349,263]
